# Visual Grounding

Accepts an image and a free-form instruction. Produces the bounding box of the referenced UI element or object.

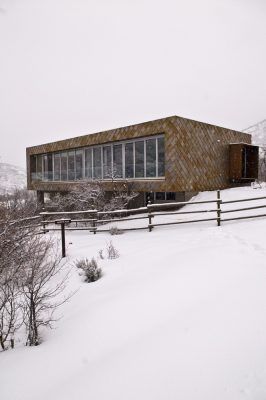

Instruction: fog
[0,0,265,168]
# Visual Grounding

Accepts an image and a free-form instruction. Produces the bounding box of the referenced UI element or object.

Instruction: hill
[0,162,26,195]
[1,187,266,399]
[244,119,266,146]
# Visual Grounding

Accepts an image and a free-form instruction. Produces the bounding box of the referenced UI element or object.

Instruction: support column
[36,191,44,205]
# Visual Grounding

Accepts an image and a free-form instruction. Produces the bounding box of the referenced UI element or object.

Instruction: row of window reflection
[147,192,176,202]
[31,136,165,181]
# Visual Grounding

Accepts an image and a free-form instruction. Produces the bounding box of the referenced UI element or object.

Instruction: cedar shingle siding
[26,115,256,196]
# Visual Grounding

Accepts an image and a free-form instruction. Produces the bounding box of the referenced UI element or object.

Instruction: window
[61,152,68,181]
[36,155,43,180]
[30,156,37,180]
[54,153,61,181]
[157,137,165,177]
[113,144,123,178]
[155,192,176,201]
[103,146,112,178]
[166,192,176,201]
[75,150,83,180]
[93,147,102,179]
[85,148,92,178]
[125,143,134,178]
[68,151,75,180]
[155,192,165,201]
[146,138,156,177]
[43,154,53,181]
[31,134,165,182]
[135,141,144,178]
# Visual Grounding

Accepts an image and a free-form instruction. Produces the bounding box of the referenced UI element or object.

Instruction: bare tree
[0,221,33,350]
[0,188,72,349]
[48,177,138,213]
[49,181,105,212]
[21,236,71,346]
[0,276,22,350]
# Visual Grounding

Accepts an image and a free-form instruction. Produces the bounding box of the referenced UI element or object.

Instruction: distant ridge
[0,162,26,195]
[243,119,266,146]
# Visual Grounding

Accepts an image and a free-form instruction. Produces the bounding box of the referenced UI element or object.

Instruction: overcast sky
[0,0,265,168]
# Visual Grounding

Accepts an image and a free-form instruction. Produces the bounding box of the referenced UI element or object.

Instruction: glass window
[93,147,102,179]
[135,141,144,178]
[75,149,83,180]
[157,137,165,177]
[125,143,134,178]
[47,154,53,181]
[35,134,165,183]
[43,155,48,181]
[113,144,123,178]
[166,192,176,201]
[156,192,165,201]
[36,155,43,180]
[61,152,68,181]
[146,138,156,177]
[54,153,61,181]
[85,148,92,179]
[103,146,112,178]
[68,151,75,180]
[30,156,37,181]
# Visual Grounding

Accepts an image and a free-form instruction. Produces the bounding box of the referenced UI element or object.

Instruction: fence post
[41,208,46,233]
[92,211,97,234]
[216,190,221,227]
[55,219,71,258]
[61,222,66,258]
[148,201,153,232]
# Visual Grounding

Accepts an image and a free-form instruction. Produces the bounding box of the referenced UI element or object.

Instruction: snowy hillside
[244,119,266,146]
[0,162,26,194]
[2,186,266,400]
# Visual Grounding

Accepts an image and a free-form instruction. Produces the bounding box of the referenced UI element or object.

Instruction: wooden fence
[39,190,266,234]
[2,191,266,259]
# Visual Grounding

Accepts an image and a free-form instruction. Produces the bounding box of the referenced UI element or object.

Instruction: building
[26,115,259,206]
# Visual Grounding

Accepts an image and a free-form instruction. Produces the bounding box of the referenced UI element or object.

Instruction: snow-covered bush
[98,249,104,260]
[109,226,123,235]
[106,241,119,259]
[47,179,138,213]
[76,258,102,282]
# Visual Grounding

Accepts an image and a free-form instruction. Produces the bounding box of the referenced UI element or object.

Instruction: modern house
[26,115,259,206]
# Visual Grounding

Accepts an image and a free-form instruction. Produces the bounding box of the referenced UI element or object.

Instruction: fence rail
[26,190,266,257]
[39,191,266,234]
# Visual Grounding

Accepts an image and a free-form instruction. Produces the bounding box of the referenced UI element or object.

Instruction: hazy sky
[0,0,265,168]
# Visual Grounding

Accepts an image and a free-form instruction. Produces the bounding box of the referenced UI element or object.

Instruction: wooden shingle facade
[26,115,258,204]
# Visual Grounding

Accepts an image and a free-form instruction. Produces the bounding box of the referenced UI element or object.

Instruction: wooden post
[41,208,46,233]
[92,219,96,234]
[55,219,71,258]
[148,201,153,232]
[91,209,97,234]
[61,222,66,258]
[216,190,221,227]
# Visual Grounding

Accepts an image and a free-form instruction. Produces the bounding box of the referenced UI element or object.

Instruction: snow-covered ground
[2,186,266,400]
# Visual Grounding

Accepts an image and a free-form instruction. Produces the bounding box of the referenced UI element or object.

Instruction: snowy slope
[244,119,266,146]
[2,187,266,400]
[0,162,26,194]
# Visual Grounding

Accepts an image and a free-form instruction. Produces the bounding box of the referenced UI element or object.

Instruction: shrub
[109,226,123,236]
[76,258,102,283]
[98,249,104,260]
[106,241,119,259]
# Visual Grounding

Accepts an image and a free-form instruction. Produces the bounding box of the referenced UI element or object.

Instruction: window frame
[31,134,165,182]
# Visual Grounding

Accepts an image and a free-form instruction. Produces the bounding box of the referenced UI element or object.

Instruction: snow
[244,119,266,146]
[0,162,26,194]
[2,186,266,399]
